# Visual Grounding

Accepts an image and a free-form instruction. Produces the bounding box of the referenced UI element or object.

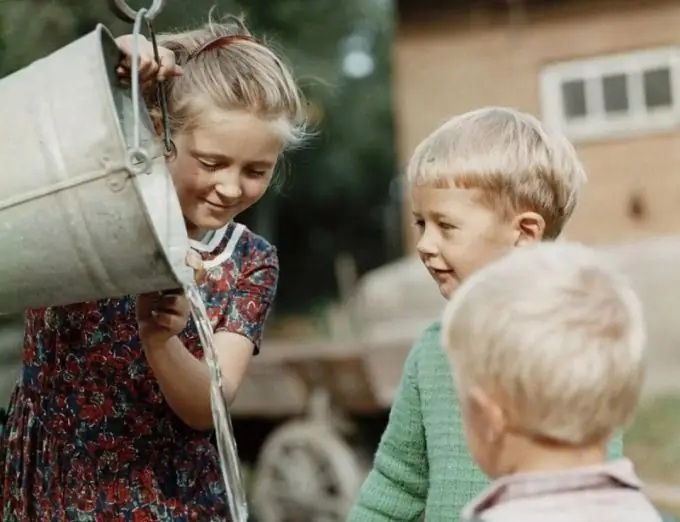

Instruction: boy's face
[411,186,530,298]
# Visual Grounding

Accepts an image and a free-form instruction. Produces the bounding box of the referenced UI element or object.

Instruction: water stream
[184,282,249,522]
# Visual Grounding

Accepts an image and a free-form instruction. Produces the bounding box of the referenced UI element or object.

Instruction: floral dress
[0,222,278,521]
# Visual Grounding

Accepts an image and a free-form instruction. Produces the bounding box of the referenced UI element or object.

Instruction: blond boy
[441,241,660,522]
[348,107,624,521]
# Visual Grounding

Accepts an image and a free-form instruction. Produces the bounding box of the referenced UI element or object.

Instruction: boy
[347,107,623,521]
[441,241,661,522]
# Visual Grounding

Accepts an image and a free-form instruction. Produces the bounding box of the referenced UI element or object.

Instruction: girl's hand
[137,250,206,348]
[115,34,183,83]
[137,291,189,347]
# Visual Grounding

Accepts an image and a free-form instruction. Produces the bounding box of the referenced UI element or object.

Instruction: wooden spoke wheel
[251,421,364,522]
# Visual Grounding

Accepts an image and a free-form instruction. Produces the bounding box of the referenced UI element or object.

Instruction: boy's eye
[412,219,425,229]
[247,168,267,177]
[439,222,456,231]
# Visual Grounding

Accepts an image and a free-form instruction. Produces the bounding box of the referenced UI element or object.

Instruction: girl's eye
[198,160,220,172]
[247,169,267,177]
[412,219,425,229]
[439,222,456,231]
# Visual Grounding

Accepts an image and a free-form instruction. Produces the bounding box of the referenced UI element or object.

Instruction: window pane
[603,74,629,113]
[644,68,672,109]
[561,79,587,119]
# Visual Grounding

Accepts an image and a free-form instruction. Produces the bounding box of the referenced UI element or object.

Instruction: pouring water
[184,282,249,522]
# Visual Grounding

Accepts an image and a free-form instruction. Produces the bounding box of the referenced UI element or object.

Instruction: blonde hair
[150,14,307,148]
[441,242,646,446]
[407,107,586,239]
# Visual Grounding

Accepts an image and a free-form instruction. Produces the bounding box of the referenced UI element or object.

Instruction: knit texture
[347,321,625,521]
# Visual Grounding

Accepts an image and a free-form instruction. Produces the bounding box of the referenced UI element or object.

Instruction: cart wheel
[251,421,364,522]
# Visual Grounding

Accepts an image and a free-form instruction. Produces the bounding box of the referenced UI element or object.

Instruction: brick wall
[393,1,680,248]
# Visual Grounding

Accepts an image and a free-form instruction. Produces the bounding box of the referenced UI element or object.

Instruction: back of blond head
[407,107,586,239]
[149,13,307,147]
[442,242,646,446]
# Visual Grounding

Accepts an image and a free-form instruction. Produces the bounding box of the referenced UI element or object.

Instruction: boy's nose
[416,235,438,257]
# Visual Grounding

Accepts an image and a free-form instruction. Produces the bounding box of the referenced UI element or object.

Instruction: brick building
[393,0,680,249]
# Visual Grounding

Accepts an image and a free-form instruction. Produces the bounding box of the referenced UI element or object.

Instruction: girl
[0,15,306,520]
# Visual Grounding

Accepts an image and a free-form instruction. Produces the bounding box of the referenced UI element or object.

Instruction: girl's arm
[144,332,254,430]
[140,245,279,431]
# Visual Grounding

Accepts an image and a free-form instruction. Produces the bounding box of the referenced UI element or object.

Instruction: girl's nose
[215,182,242,199]
[214,169,243,199]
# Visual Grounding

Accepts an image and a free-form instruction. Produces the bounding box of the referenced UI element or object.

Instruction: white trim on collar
[202,224,246,270]
[189,223,230,253]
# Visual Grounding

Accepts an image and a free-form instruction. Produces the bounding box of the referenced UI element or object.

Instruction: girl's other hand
[115,34,183,84]
[136,250,204,348]
[137,292,190,348]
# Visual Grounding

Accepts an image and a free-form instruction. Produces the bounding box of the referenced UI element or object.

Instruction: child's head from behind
[442,242,646,478]
[156,15,306,238]
[408,107,586,298]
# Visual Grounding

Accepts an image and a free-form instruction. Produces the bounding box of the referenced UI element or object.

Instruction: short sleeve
[213,244,279,354]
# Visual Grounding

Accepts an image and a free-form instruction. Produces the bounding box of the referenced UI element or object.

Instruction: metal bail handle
[108,0,165,23]
[113,0,173,175]
[125,6,154,175]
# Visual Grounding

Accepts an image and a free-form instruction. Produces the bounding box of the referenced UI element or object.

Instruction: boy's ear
[512,211,545,246]
[468,386,507,444]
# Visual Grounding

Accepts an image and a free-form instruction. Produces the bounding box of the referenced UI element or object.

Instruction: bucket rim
[95,24,194,289]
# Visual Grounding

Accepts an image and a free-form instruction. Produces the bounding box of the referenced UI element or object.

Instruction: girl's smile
[167,110,284,240]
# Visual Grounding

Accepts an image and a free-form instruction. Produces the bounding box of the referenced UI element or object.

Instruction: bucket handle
[120,0,174,175]
[108,0,165,24]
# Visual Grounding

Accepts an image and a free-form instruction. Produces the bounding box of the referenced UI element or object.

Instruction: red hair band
[189,34,256,59]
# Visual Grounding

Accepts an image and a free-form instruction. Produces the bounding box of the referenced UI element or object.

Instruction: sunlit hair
[149,13,307,148]
[441,242,646,446]
[406,107,586,239]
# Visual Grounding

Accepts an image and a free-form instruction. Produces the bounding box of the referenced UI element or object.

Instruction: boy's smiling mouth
[428,266,456,279]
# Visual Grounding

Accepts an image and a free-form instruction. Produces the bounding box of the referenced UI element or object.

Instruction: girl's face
[167,110,284,240]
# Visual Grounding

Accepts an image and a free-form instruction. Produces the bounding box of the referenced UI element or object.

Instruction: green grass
[625,393,680,485]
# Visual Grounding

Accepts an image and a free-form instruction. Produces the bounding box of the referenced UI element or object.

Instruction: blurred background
[2,0,680,520]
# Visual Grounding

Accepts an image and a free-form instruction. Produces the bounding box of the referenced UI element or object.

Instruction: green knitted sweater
[347,321,624,521]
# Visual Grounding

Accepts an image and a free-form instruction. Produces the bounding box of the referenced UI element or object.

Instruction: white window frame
[540,47,680,142]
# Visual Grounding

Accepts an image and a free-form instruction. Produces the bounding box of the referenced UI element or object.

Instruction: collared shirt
[461,458,663,522]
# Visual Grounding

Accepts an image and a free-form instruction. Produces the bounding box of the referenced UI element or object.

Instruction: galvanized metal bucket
[0,24,193,314]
